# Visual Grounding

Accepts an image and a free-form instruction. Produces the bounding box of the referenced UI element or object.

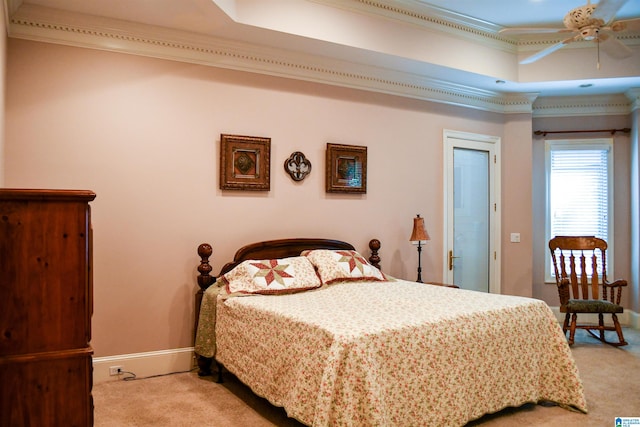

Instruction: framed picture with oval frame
[220,134,271,191]
[325,143,367,193]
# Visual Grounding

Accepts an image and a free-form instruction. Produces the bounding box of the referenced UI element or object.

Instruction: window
[545,138,613,281]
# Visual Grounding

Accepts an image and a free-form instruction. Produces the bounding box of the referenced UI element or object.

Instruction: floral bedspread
[196,280,586,426]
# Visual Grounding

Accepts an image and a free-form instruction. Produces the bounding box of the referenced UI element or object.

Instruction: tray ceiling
[5,0,640,114]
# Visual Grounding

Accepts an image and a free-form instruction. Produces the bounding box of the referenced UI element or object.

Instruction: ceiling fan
[499,0,640,65]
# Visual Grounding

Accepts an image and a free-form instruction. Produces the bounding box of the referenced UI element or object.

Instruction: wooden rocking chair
[549,236,627,346]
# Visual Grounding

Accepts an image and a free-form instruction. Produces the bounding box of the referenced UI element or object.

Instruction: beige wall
[501,114,533,295]
[4,38,630,357]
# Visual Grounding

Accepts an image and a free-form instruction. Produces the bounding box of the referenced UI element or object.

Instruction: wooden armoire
[0,189,96,427]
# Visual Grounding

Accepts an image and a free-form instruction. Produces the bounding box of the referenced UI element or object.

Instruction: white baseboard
[549,307,639,329]
[93,347,196,384]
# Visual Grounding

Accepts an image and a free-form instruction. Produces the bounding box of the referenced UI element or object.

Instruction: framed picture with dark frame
[325,143,367,193]
[220,134,271,191]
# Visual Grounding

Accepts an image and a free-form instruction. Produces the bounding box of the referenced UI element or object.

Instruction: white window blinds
[550,149,609,238]
[545,139,613,279]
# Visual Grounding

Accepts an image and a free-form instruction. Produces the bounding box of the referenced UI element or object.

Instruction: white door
[443,130,501,293]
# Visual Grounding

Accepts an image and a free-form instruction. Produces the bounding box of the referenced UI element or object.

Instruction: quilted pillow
[219,256,322,295]
[302,249,386,284]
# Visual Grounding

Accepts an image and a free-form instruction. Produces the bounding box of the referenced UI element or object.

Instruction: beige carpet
[94,328,640,426]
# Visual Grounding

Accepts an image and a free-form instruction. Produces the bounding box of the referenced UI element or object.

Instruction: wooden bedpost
[195,243,215,377]
[197,243,214,290]
[369,239,381,270]
[195,243,214,337]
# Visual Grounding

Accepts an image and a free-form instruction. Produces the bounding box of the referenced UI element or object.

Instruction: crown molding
[6,2,635,117]
[532,94,632,117]
[626,88,640,112]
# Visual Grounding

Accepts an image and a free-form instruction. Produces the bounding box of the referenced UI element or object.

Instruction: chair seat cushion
[564,299,623,314]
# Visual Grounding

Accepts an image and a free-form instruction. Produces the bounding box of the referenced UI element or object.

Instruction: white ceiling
[416,0,640,27]
[4,0,640,104]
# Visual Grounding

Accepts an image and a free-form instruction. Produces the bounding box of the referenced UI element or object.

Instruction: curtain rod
[534,128,630,136]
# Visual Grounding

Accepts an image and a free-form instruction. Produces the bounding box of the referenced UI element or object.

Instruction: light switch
[510,233,521,243]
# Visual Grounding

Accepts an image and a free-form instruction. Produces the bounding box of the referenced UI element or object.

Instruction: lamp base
[416,242,423,283]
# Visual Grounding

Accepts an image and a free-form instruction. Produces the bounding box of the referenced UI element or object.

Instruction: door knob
[448,250,460,271]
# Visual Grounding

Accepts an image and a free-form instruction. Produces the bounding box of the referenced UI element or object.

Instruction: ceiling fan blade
[592,0,627,24]
[610,17,640,32]
[519,36,579,64]
[599,34,633,58]
[499,27,568,35]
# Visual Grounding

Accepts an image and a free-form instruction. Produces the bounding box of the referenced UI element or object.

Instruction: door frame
[443,129,501,293]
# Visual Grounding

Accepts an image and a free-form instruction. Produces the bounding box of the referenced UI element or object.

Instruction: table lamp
[409,214,430,282]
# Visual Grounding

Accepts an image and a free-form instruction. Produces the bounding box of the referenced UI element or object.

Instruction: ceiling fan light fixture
[581,27,599,40]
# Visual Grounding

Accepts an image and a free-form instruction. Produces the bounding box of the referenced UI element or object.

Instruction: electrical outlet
[109,365,123,376]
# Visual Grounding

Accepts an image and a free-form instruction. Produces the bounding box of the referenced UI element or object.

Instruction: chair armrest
[556,278,570,305]
[602,279,627,305]
[603,279,627,288]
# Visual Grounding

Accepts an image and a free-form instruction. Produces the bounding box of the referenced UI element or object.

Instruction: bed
[194,238,586,426]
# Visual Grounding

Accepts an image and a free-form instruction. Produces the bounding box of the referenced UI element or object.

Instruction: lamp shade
[409,214,430,242]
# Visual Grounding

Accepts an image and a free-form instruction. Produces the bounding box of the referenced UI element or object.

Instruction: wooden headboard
[196,237,381,294]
